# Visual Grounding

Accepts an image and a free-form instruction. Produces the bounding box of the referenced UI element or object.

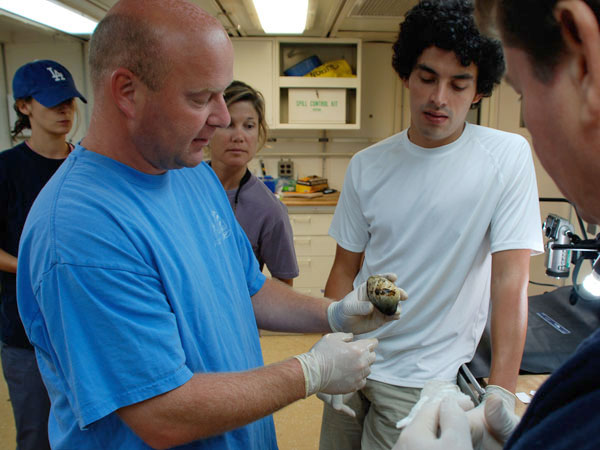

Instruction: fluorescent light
[0,0,97,35]
[252,0,308,34]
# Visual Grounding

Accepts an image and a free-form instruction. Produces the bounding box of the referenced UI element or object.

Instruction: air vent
[349,0,416,17]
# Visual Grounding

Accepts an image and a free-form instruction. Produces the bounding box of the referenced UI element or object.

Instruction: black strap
[233,169,252,211]
[208,161,251,212]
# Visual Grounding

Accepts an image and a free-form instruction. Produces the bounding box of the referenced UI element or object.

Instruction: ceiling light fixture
[0,0,98,35]
[252,0,308,34]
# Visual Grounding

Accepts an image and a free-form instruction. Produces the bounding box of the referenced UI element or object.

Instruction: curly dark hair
[392,0,504,101]
[492,0,600,82]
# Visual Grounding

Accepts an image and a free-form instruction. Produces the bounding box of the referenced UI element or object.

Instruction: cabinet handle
[294,237,312,245]
[292,216,312,224]
[298,258,312,266]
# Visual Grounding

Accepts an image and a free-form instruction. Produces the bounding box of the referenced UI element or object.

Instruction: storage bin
[283,55,322,76]
[259,176,277,193]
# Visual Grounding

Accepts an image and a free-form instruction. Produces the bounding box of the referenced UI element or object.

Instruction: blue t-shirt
[17,146,276,449]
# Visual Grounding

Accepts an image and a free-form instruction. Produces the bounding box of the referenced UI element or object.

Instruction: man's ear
[555,0,600,123]
[471,92,483,107]
[110,68,141,119]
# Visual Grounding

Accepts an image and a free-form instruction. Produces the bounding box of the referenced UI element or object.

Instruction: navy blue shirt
[506,327,600,450]
[0,142,65,348]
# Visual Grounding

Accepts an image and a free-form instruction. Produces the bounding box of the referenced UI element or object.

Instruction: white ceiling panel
[1,0,419,41]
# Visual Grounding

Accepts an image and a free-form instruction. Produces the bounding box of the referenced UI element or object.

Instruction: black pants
[1,344,51,450]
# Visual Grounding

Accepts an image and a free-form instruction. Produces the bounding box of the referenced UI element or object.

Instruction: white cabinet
[289,213,336,296]
[231,38,275,127]
[360,43,400,139]
[231,37,362,131]
[275,38,362,130]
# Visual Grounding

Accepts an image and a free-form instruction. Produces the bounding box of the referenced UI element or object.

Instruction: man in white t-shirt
[318,1,544,449]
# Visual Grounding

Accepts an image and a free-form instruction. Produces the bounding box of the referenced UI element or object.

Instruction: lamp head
[582,257,600,298]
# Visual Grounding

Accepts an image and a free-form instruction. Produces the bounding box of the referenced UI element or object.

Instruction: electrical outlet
[277,158,294,178]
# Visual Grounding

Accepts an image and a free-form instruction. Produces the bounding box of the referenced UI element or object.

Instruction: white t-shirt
[330,123,544,387]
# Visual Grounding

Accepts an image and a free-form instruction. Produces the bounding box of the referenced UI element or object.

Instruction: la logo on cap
[47,66,66,82]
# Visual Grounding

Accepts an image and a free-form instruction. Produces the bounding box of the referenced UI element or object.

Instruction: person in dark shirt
[0,59,86,450]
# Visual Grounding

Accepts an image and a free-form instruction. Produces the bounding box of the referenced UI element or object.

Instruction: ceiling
[1,0,419,42]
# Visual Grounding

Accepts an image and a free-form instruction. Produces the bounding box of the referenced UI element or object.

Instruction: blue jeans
[1,344,51,450]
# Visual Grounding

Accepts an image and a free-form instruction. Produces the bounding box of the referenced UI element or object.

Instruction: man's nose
[208,95,231,128]
[430,83,448,108]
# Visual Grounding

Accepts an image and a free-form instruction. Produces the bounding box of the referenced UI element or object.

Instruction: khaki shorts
[319,379,421,450]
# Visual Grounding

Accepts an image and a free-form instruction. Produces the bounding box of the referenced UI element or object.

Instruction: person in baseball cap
[12,59,87,107]
[0,59,86,450]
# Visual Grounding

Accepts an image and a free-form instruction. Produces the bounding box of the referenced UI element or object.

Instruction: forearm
[488,251,530,392]
[274,277,293,286]
[118,358,305,448]
[252,278,331,333]
[0,248,17,273]
[324,266,355,300]
[324,247,363,300]
[488,296,527,392]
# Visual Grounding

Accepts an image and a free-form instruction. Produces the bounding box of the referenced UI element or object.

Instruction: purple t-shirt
[226,174,299,280]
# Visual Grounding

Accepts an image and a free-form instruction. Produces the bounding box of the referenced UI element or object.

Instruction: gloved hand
[294,332,378,397]
[316,392,357,418]
[327,273,407,334]
[393,397,474,450]
[466,385,520,450]
[396,380,474,429]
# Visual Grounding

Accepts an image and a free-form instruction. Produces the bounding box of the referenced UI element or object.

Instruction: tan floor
[0,363,16,450]
[261,333,324,450]
[0,334,323,450]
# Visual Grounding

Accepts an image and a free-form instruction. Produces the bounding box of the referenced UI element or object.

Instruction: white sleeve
[490,137,544,255]
[329,156,370,253]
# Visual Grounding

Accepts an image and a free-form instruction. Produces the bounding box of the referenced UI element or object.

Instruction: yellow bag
[304,59,356,78]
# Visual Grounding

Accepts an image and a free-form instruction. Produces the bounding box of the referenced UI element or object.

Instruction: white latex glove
[396,380,474,429]
[316,392,357,418]
[393,398,474,450]
[294,332,378,397]
[327,273,407,334]
[466,385,520,450]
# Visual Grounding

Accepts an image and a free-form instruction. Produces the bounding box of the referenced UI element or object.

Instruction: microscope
[543,213,600,303]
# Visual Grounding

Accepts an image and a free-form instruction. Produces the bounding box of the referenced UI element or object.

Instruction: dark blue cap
[12,60,87,108]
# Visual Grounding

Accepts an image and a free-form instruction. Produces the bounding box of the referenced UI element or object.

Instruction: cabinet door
[295,256,336,288]
[360,43,398,140]
[231,39,274,127]
[293,235,337,257]
[288,213,333,236]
